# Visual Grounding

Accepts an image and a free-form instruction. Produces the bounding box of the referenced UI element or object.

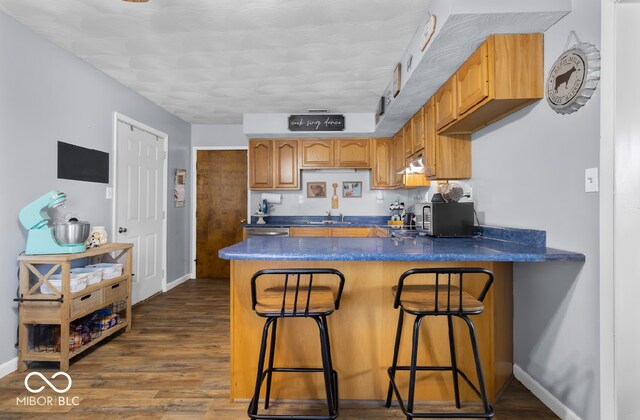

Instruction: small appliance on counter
[420,202,475,237]
[19,190,91,255]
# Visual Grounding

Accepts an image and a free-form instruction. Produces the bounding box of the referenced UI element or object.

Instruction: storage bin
[85,263,123,279]
[71,289,103,318]
[71,267,103,285]
[40,273,87,295]
[104,280,128,302]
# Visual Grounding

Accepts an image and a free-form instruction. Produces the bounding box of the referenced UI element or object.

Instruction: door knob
[118,227,128,233]
[240,219,247,224]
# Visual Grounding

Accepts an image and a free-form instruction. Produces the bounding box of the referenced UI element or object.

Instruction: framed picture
[307,182,327,198]
[174,169,186,208]
[393,63,401,97]
[342,181,362,198]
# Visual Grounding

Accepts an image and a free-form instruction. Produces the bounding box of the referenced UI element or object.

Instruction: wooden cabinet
[411,108,425,154]
[300,139,334,168]
[17,244,133,371]
[248,140,272,189]
[435,75,458,131]
[249,139,299,190]
[403,123,413,158]
[439,33,544,134]
[392,131,405,187]
[371,138,395,189]
[335,138,371,168]
[289,227,374,237]
[423,98,437,177]
[374,226,390,238]
[274,140,299,189]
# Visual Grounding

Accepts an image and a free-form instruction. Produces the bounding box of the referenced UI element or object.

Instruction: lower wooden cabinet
[290,227,374,237]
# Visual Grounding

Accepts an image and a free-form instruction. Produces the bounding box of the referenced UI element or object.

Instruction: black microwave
[420,202,475,237]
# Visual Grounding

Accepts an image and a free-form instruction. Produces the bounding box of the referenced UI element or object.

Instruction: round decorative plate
[546,42,600,114]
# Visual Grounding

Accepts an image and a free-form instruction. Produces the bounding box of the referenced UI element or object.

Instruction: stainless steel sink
[304,221,352,225]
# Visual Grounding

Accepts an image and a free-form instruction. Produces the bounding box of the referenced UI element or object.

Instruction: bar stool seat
[391,285,484,314]
[386,268,495,419]
[248,268,345,420]
[255,286,336,316]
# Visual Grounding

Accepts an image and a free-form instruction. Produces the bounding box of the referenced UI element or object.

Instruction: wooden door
[300,139,334,167]
[435,75,458,131]
[456,42,489,116]
[335,138,371,168]
[371,138,393,188]
[115,119,166,304]
[196,150,247,279]
[248,140,272,189]
[274,140,299,189]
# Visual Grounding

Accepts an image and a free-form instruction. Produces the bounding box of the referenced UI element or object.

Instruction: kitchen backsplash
[250,170,431,216]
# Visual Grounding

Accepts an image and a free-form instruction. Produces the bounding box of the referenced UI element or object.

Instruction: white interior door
[115,118,167,304]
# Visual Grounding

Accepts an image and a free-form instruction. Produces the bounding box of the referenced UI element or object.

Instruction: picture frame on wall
[342,181,362,198]
[393,63,401,97]
[307,182,327,198]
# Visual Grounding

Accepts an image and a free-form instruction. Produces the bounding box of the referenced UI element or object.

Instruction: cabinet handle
[111,284,120,290]
[80,294,92,301]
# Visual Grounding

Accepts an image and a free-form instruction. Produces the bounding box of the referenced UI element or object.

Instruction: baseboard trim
[166,274,192,291]
[0,357,18,379]
[513,364,581,420]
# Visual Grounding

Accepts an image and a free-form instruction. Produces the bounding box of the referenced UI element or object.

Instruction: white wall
[250,171,414,216]
[470,0,600,418]
[0,13,191,369]
[613,4,640,418]
[192,124,247,147]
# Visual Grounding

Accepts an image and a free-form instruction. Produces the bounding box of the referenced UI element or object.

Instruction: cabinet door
[300,140,334,167]
[411,108,425,154]
[289,227,332,237]
[331,227,373,237]
[435,76,458,131]
[335,138,371,168]
[456,42,489,116]
[392,131,405,186]
[249,140,273,189]
[371,138,393,189]
[274,140,299,189]
[423,99,437,178]
[403,123,413,158]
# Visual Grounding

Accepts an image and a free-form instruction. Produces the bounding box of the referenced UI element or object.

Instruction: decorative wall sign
[307,182,326,198]
[342,181,362,198]
[420,14,437,51]
[393,63,401,97]
[57,141,109,184]
[546,31,600,115]
[288,114,345,131]
[375,96,385,124]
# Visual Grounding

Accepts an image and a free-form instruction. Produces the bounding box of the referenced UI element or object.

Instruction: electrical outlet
[298,195,304,203]
[585,168,599,192]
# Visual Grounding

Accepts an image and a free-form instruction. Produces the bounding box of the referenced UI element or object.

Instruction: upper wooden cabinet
[392,131,405,186]
[300,139,334,168]
[403,123,413,158]
[274,140,299,189]
[335,138,371,168]
[423,99,437,177]
[371,138,394,189]
[411,107,425,154]
[249,139,299,190]
[435,75,458,131]
[248,140,273,189]
[439,33,544,134]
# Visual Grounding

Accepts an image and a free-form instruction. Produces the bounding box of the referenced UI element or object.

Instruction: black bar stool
[247,268,345,420]
[385,267,495,419]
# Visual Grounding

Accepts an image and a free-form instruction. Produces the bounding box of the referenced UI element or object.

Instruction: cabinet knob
[118,227,128,233]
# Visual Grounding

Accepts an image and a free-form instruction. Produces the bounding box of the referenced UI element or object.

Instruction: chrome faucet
[325,210,332,221]
[339,213,344,223]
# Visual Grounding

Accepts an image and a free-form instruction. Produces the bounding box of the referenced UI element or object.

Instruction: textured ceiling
[0,0,430,124]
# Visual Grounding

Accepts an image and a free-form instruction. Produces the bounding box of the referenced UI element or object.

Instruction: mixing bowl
[53,221,91,245]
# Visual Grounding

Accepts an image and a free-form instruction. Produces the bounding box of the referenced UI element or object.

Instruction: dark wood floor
[0,279,558,419]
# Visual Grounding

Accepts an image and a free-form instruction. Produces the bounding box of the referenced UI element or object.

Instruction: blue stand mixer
[19,190,88,255]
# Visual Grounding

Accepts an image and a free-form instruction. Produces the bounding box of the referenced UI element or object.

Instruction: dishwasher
[245,227,290,238]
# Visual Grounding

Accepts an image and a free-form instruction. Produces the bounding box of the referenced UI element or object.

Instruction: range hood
[398,154,425,175]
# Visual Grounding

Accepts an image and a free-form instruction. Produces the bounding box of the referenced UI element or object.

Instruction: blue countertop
[219,226,585,262]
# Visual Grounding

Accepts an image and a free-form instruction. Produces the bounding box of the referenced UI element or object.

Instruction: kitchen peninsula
[219,227,584,403]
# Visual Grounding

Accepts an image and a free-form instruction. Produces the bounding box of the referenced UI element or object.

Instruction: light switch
[585,168,599,193]
[298,195,304,203]
[106,187,113,199]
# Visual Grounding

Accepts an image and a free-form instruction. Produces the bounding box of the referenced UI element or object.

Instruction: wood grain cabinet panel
[248,140,273,189]
[423,99,437,178]
[392,131,405,186]
[435,75,458,131]
[289,227,332,237]
[411,108,425,154]
[300,140,334,168]
[403,123,413,158]
[371,138,394,189]
[331,227,373,237]
[274,140,299,189]
[290,227,374,237]
[335,138,371,168]
[441,33,544,134]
